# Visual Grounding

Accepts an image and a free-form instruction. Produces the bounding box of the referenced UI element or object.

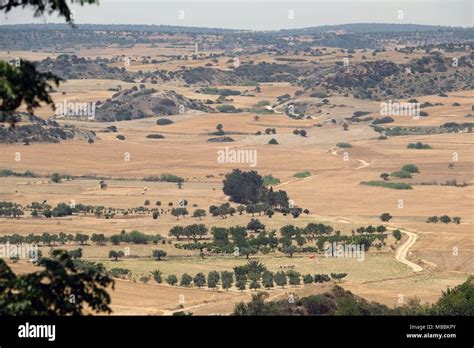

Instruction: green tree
[151,270,163,283]
[247,218,265,233]
[169,226,185,240]
[166,274,178,286]
[439,215,452,224]
[152,249,167,261]
[287,270,301,287]
[192,209,206,220]
[68,248,83,260]
[207,271,220,289]
[283,245,297,258]
[0,250,113,315]
[74,233,89,245]
[211,227,229,246]
[262,271,274,289]
[108,250,124,261]
[431,276,473,315]
[222,169,266,204]
[303,274,314,284]
[274,271,287,288]
[0,60,62,125]
[193,273,206,288]
[50,173,62,183]
[184,224,208,242]
[392,229,402,241]
[91,233,106,246]
[180,273,193,287]
[249,279,261,291]
[236,278,246,292]
[221,271,234,291]
[330,272,347,282]
[380,213,392,222]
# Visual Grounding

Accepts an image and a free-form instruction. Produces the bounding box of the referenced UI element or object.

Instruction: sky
[1,0,472,30]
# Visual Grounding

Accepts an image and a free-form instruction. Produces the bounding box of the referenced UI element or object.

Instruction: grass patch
[336,143,352,148]
[361,181,412,190]
[390,171,412,179]
[294,171,311,179]
[0,169,38,178]
[401,164,420,173]
[407,142,432,149]
[248,108,274,114]
[263,174,281,186]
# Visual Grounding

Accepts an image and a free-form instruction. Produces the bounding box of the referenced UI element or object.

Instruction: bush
[390,171,412,179]
[336,143,352,148]
[310,92,328,98]
[303,274,314,284]
[151,270,163,283]
[293,171,311,178]
[407,142,432,149]
[167,274,178,286]
[160,173,184,183]
[372,117,394,124]
[216,105,240,113]
[314,274,331,283]
[180,273,193,287]
[156,118,174,126]
[392,229,402,241]
[146,134,165,139]
[439,215,451,224]
[360,181,412,190]
[116,135,125,140]
[109,268,131,279]
[152,249,167,260]
[268,138,278,145]
[380,213,392,222]
[401,164,419,173]
[263,174,280,186]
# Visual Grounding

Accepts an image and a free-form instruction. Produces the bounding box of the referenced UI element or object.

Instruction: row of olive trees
[140,269,347,291]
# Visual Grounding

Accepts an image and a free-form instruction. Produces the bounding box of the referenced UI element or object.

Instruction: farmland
[0,23,472,315]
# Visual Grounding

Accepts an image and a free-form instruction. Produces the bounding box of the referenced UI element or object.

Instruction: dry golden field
[1,40,472,315]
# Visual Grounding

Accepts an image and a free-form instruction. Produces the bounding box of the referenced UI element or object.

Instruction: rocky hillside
[0,114,95,144]
[94,87,211,122]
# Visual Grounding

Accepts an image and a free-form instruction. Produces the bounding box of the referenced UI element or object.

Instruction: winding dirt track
[392,228,423,272]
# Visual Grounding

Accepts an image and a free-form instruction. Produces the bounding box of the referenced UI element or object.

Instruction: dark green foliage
[193,273,206,288]
[207,271,220,289]
[166,274,178,286]
[392,229,402,241]
[150,270,163,283]
[0,250,113,315]
[380,213,392,222]
[180,273,193,287]
[152,249,167,260]
[401,164,420,173]
[360,181,412,190]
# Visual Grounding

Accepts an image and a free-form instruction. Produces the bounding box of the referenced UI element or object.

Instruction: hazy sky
[1,0,472,29]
